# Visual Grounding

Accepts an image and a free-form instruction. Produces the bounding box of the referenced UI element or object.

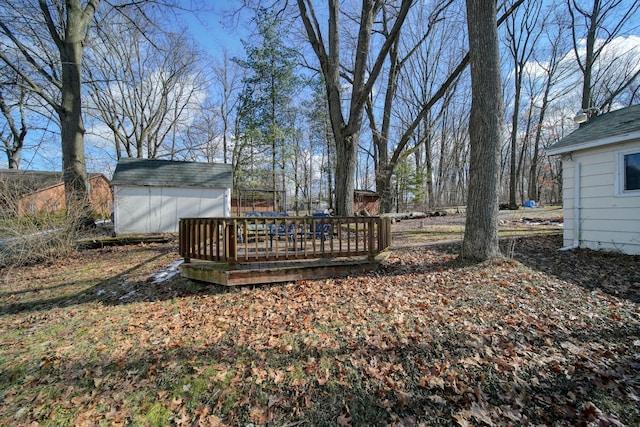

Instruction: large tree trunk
[375,165,394,214]
[2,0,98,225]
[334,133,358,216]
[56,2,93,225]
[7,155,19,169]
[4,143,22,170]
[462,0,503,260]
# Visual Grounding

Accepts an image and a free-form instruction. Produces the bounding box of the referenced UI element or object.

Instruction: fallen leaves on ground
[1,233,639,426]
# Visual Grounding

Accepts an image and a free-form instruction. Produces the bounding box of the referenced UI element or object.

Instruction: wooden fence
[179,216,392,264]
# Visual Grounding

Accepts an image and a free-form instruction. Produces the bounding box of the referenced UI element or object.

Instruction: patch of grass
[45,405,78,426]
[141,402,172,427]
[590,390,639,422]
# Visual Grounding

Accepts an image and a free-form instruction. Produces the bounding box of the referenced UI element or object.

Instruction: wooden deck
[179,216,392,285]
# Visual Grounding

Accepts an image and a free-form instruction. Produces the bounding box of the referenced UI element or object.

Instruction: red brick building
[0,170,112,218]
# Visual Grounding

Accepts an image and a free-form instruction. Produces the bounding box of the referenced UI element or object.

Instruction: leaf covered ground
[1,224,639,426]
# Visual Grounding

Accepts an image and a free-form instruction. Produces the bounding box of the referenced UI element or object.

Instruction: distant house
[0,169,112,218]
[354,190,380,215]
[547,104,640,255]
[111,158,233,235]
[233,188,283,214]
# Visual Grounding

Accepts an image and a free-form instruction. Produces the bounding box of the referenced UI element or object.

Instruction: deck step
[181,253,389,286]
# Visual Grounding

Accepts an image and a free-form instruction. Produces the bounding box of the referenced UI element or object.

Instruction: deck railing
[179,216,392,263]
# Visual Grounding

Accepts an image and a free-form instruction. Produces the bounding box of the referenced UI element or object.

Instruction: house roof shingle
[111,158,233,189]
[547,104,640,155]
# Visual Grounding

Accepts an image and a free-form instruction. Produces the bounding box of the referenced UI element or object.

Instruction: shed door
[114,186,226,234]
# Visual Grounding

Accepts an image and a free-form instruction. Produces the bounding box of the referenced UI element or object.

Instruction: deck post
[225,220,238,263]
[179,219,190,263]
[379,216,391,250]
[368,218,375,258]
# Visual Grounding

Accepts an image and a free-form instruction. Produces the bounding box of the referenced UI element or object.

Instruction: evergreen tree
[234,8,302,208]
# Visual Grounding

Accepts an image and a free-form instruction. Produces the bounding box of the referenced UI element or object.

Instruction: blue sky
[9,2,250,174]
[178,2,246,58]
[5,1,640,174]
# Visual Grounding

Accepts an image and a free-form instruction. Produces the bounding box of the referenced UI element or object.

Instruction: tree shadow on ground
[383,232,639,304]
[505,234,640,303]
[3,233,638,315]
[0,245,231,315]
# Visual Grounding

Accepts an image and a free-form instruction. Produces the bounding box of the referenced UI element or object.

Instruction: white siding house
[548,104,640,255]
[111,159,233,235]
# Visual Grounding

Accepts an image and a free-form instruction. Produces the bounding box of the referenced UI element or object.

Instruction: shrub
[0,197,93,268]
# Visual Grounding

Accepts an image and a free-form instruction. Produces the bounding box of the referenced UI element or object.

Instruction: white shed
[111,158,233,235]
[547,104,640,255]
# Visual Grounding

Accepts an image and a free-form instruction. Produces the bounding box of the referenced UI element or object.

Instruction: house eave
[547,129,640,156]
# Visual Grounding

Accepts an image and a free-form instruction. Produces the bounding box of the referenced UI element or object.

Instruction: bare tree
[618,77,640,106]
[567,0,640,112]
[363,0,523,213]
[296,0,413,215]
[462,0,504,260]
[86,9,208,160]
[0,0,100,223]
[526,7,575,201]
[365,0,456,213]
[212,49,242,164]
[434,88,471,207]
[504,0,543,208]
[182,98,222,162]
[0,75,29,169]
[589,38,640,111]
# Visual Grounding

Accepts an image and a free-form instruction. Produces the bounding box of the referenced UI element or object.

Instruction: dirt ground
[389,207,563,250]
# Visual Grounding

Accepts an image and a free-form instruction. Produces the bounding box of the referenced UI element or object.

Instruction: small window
[624,152,640,191]
[617,149,640,196]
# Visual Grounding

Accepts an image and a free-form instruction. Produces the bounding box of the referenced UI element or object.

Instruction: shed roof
[111,158,233,189]
[547,104,640,155]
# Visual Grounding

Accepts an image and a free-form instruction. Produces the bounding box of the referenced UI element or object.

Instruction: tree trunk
[0,87,27,169]
[376,165,394,214]
[334,133,357,216]
[462,0,503,260]
[7,154,19,169]
[528,94,549,201]
[58,9,91,225]
[508,81,521,209]
[580,2,598,110]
